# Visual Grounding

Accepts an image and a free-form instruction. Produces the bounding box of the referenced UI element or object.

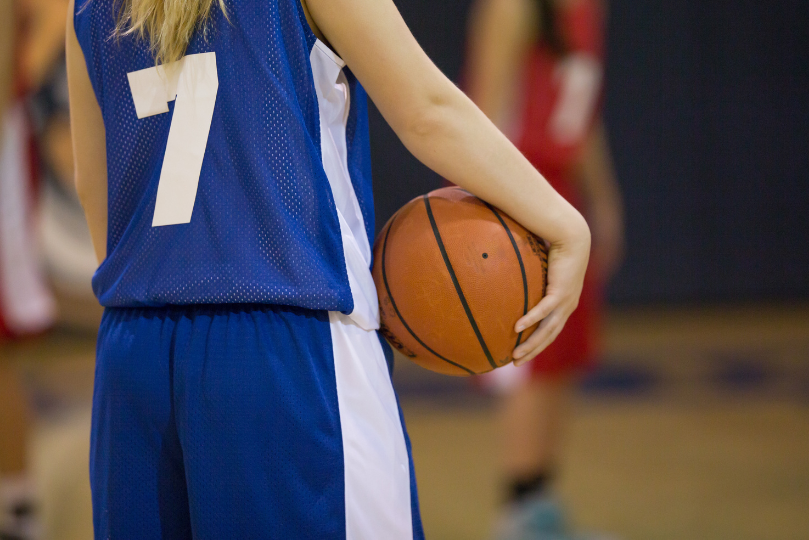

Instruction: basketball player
[467,0,624,537]
[22,0,101,325]
[1,1,59,538]
[66,0,592,537]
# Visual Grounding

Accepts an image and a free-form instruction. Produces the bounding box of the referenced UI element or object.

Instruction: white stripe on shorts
[310,39,414,539]
[329,312,413,540]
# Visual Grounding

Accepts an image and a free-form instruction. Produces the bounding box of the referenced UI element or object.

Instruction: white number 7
[127,52,218,227]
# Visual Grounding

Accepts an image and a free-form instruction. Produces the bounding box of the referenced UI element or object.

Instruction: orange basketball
[372,187,549,376]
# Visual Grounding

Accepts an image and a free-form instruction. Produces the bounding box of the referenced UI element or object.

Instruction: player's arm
[0,0,14,119]
[66,0,107,265]
[465,0,535,128]
[303,0,590,363]
[574,121,624,280]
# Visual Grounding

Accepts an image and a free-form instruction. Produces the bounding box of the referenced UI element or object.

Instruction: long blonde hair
[114,0,227,65]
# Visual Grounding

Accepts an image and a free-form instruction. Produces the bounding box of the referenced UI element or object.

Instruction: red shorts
[523,164,603,378]
[527,271,602,379]
[478,273,601,393]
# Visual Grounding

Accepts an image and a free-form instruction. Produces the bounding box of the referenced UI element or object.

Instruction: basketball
[372,187,549,376]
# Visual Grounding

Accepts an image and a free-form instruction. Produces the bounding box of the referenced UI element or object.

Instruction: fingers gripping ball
[372,187,548,376]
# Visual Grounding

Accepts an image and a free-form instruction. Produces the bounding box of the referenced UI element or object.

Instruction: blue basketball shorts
[90,304,424,539]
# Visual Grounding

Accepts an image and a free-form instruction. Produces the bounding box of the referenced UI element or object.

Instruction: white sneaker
[493,494,618,540]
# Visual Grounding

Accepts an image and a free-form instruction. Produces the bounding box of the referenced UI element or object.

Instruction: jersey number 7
[126,52,218,227]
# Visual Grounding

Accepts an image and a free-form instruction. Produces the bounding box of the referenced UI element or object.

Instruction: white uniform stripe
[310,40,414,540]
[310,40,378,331]
[329,313,413,540]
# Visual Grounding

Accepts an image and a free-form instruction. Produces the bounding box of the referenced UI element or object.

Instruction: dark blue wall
[369,0,475,232]
[369,0,809,304]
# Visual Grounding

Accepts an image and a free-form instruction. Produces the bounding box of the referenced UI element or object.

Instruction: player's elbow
[399,88,459,147]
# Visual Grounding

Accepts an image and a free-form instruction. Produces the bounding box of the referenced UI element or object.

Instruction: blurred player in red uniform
[467,0,624,537]
[0,0,58,538]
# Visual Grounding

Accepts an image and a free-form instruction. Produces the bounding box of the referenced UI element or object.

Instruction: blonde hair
[114,0,227,65]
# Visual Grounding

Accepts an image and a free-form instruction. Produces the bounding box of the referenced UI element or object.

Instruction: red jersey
[515,0,605,203]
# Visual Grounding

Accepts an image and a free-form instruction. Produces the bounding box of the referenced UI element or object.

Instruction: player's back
[74,0,376,312]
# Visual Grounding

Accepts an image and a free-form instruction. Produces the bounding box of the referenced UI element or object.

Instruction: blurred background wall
[371,0,809,304]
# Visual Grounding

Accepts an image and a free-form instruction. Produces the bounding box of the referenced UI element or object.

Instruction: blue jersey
[74,0,377,317]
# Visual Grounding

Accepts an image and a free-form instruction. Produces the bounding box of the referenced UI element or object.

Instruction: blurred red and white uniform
[0,97,56,338]
[488,0,604,388]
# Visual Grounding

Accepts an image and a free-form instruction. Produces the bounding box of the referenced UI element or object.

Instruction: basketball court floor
[2,305,808,540]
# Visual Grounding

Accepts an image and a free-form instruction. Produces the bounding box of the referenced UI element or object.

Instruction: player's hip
[92,303,421,539]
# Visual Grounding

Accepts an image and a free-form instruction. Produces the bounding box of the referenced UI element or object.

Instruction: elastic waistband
[103,302,330,321]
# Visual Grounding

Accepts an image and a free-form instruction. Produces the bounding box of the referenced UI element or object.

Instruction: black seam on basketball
[381,213,476,375]
[423,195,498,370]
[483,202,529,351]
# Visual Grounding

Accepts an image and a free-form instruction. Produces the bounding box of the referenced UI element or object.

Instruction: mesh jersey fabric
[74,0,376,310]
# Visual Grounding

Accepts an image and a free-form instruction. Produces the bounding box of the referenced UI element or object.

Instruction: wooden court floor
[2,305,808,540]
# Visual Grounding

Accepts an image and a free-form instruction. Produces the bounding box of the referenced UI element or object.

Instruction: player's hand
[512,217,591,366]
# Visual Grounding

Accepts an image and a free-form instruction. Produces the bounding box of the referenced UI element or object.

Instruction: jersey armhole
[295,0,346,63]
[73,0,105,112]
[293,0,319,51]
